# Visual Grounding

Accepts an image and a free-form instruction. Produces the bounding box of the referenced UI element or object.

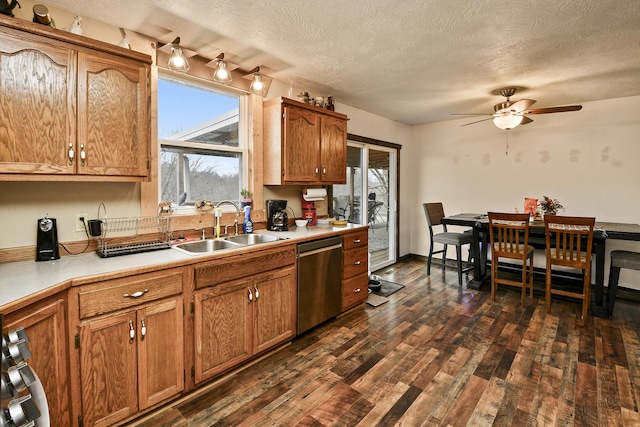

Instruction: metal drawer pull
[354,239,361,243]
[140,318,146,341]
[129,320,135,343]
[353,288,361,293]
[123,289,149,298]
[354,260,361,265]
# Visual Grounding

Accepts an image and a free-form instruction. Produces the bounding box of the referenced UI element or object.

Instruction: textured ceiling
[43,0,640,125]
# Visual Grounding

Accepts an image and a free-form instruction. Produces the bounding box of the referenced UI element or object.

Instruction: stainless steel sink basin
[225,234,284,245]
[173,238,242,254]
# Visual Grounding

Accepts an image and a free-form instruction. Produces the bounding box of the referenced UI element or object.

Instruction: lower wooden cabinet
[3,295,71,427]
[342,229,369,311]
[78,298,184,427]
[194,266,296,384]
[71,267,185,427]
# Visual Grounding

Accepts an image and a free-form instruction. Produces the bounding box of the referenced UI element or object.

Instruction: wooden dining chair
[423,202,473,285]
[544,215,596,320]
[488,212,534,307]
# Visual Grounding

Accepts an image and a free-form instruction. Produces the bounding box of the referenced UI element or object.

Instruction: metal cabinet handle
[68,143,74,165]
[248,287,253,303]
[254,285,259,300]
[123,289,149,298]
[354,239,361,243]
[315,167,319,174]
[322,166,326,174]
[353,288,361,293]
[140,318,146,341]
[80,144,86,166]
[354,260,361,265]
[129,320,135,343]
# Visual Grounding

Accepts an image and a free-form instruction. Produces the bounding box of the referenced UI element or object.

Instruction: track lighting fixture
[212,53,233,85]
[166,37,190,73]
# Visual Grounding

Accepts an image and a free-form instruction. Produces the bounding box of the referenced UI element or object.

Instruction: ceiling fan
[453,87,582,130]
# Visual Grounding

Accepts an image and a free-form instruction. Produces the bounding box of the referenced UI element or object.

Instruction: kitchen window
[158,72,246,206]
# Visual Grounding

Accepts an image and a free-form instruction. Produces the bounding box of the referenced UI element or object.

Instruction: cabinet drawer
[343,247,369,279]
[342,273,368,310]
[195,245,296,288]
[342,230,368,251]
[78,268,184,319]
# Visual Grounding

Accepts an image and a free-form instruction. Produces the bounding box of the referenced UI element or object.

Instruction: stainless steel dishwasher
[297,236,343,334]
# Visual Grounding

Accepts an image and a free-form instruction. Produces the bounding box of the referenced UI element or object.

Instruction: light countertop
[0,224,366,311]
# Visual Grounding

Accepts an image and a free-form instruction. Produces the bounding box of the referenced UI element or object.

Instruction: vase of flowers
[538,196,564,216]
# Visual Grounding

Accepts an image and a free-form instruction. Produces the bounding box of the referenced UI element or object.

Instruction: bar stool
[607,250,640,317]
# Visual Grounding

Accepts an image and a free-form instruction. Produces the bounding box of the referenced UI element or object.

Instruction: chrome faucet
[214,200,241,237]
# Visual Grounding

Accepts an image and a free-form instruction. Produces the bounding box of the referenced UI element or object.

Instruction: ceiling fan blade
[524,105,582,115]
[461,117,493,126]
[507,99,536,112]
[520,116,534,125]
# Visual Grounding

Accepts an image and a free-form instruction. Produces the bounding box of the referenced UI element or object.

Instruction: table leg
[590,238,608,318]
[468,226,485,290]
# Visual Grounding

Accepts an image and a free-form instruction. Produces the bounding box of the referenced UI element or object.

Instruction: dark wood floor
[131,258,640,426]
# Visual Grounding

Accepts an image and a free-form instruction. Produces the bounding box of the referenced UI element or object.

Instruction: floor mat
[366,293,388,307]
[371,280,404,297]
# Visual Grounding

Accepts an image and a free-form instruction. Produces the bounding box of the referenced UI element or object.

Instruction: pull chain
[505,132,510,156]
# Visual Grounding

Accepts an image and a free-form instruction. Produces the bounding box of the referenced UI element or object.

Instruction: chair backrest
[488,212,531,260]
[423,202,445,229]
[544,215,596,269]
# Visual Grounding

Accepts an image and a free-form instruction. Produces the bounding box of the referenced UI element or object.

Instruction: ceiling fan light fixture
[493,114,523,130]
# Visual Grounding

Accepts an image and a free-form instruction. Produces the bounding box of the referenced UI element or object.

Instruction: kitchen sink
[173,238,242,254]
[225,234,284,245]
[172,233,286,255]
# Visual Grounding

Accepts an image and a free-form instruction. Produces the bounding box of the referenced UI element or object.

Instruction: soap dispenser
[243,206,253,234]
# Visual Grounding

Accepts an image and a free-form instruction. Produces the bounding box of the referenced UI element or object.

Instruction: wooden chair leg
[520,256,526,307]
[546,266,552,313]
[491,254,497,301]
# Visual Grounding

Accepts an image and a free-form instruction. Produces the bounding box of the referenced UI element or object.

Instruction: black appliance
[0,0,20,17]
[267,200,288,231]
[36,216,59,262]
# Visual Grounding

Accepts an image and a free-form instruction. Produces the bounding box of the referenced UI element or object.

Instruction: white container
[295,219,307,227]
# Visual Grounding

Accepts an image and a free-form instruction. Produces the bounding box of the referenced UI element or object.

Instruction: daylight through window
[158,73,245,206]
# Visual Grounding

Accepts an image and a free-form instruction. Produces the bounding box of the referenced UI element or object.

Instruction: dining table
[442,213,640,318]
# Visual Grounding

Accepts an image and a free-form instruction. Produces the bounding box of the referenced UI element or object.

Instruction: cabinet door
[194,279,252,383]
[0,29,76,175]
[137,299,184,409]
[253,267,296,354]
[4,298,71,427]
[77,51,149,177]
[320,115,347,184]
[282,105,320,183]
[79,312,138,427]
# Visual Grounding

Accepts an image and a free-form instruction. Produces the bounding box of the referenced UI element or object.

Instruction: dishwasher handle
[297,243,342,258]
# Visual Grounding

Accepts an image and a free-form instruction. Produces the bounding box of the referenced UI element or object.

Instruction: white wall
[408,95,640,288]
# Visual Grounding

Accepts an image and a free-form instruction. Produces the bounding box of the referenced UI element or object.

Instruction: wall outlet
[75,214,87,232]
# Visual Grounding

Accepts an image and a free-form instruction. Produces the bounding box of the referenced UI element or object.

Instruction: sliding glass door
[333,141,397,271]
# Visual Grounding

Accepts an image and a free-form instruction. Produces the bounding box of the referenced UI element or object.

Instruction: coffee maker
[267,200,289,231]
[36,215,60,261]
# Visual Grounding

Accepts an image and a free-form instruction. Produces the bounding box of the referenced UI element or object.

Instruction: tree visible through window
[158,74,244,205]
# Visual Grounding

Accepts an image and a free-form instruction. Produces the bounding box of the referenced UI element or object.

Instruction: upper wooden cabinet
[0,15,151,181]
[263,97,348,185]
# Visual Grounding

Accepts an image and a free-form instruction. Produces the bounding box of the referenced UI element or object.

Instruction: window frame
[156,69,249,208]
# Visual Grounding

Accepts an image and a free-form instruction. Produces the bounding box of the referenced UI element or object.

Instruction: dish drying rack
[96,216,172,258]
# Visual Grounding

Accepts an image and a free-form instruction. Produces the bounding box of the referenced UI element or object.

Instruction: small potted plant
[538,196,564,216]
[240,189,253,209]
